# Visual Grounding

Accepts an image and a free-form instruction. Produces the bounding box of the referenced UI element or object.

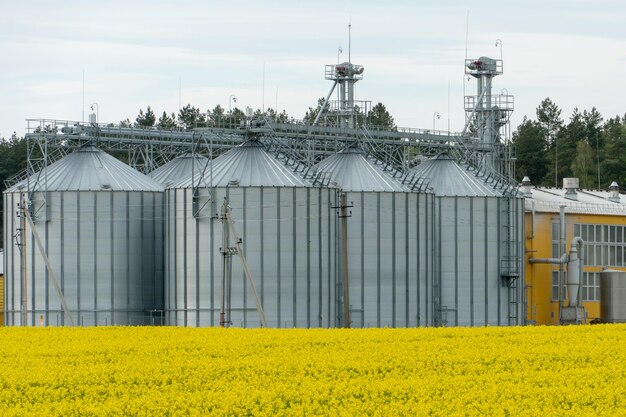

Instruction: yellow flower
[0,325,624,416]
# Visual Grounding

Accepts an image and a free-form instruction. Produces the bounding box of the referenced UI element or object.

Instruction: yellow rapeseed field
[0,325,624,416]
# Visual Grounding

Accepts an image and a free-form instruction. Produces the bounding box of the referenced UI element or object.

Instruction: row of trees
[126,100,397,131]
[512,98,626,189]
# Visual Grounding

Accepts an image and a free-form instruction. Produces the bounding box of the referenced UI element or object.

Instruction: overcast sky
[1,0,625,138]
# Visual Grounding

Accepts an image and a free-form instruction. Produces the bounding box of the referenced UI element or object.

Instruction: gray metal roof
[149,154,210,186]
[410,153,502,197]
[313,148,408,192]
[172,140,311,188]
[525,186,626,215]
[5,145,164,193]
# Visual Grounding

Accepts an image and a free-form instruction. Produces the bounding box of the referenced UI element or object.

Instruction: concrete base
[561,306,586,325]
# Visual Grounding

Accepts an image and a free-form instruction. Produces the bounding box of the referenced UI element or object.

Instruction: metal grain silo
[3,145,164,326]
[165,140,337,328]
[311,148,436,327]
[411,153,524,326]
[149,154,210,187]
[600,269,626,323]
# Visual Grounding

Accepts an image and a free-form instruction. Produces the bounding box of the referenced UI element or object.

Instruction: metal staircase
[500,194,521,325]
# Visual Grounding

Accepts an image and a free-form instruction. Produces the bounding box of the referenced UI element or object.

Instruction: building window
[574,223,626,268]
[552,270,566,301]
[552,222,560,258]
[581,272,600,302]
[587,244,595,265]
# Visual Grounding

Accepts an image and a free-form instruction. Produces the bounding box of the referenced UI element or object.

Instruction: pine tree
[157,111,177,129]
[135,106,156,127]
[367,102,396,130]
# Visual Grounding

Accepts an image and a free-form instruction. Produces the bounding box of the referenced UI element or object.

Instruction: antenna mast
[348,19,351,65]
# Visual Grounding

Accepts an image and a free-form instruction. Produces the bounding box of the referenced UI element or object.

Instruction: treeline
[125,101,396,130]
[127,104,292,130]
[513,98,626,189]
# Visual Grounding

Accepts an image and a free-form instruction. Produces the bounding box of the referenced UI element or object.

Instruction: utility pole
[24,200,75,326]
[17,196,28,326]
[219,199,236,327]
[218,198,268,328]
[333,191,353,328]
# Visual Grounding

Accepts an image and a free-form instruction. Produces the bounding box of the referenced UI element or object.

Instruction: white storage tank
[165,140,337,327]
[600,269,626,323]
[411,153,524,326]
[311,147,435,327]
[3,145,165,326]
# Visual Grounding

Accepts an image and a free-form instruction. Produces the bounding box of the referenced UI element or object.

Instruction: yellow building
[0,248,3,326]
[523,178,626,325]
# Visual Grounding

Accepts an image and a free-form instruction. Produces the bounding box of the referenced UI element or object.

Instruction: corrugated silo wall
[435,195,525,326]
[344,191,435,327]
[3,190,164,326]
[165,186,338,328]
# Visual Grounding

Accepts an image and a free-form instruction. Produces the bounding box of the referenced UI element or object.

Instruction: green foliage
[537,98,564,186]
[229,108,245,128]
[367,102,396,130]
[512,118,548,183]
[157,111,177,129]
[536,98,563,144]
[0,134,28,248]
[205,105,225,128]
[135,106,156,127]
[600,115,626,186]
[516,99,621,189]
[265,108,290,122]
[303,97,326,125]
[0,135,27,190]
[571,139,596,189]
[177,105,206,130]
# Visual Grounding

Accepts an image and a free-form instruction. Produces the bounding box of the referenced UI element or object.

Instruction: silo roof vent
[520,176,533,197]
[609,181,621,203]
[563,177,579,201]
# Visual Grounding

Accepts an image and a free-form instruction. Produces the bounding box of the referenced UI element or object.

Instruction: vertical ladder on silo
[500,194,520,325]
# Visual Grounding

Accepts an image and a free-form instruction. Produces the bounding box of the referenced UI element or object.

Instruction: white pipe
[312,80,338,127]
[530,238,585,303]
[529,253,568,265]
[558,206,565,319]
[530,201,535,239]
[567,237,584,307]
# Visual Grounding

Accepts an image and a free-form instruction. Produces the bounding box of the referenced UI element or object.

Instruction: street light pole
[433,111,441,131]
[495,39,503,61]
[228,95,237,128]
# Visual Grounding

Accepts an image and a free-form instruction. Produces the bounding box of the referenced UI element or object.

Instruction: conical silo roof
[313,148,407,192]
[5,145,164,192]
[172,140,310,188]
[410,153,502,197]
[149,154,210,186]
